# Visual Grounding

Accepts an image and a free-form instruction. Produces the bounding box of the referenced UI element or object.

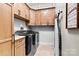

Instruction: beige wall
[55,3,79,56]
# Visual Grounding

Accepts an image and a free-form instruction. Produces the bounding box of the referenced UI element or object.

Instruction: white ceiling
[27,3,55,9]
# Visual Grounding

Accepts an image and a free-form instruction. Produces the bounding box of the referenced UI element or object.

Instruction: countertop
[15,36,25,41]
[0,36,25,43]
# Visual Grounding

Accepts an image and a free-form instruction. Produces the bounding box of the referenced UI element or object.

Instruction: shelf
[14,14,29,23]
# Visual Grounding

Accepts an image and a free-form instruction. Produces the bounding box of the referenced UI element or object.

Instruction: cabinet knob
[47,21,49,25]
[12,34,15,43]
[18,9,21,15]
[25,14,27,18]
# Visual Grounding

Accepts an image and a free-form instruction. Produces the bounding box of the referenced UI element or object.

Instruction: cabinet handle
[47,21,49,25]
[11,34,15,43]
[16,43,24,48]
[25,14,27,18]
[19,39,22,42]
[18,9,21,15]
[12,34,15,37]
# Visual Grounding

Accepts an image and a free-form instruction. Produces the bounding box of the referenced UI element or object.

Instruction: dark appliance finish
[56,10,62,56]
[35,32,39,47]
[29,31,39,56]
[15,30,32,55]
[15,30,39,56]
[25,34,32,55]
[27,30,37,56]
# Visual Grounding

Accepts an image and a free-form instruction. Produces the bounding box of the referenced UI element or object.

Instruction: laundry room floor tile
[34,44,54,56]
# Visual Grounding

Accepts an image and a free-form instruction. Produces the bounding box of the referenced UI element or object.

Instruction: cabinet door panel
[19,4,26,18]
[40,10,48,25]
[35,11,41,25]
[47,9,55,25]
[14,3,20,15]
[25,5,30,20]
[29,10,36,25]
[15,38,25,56]
[14,3,30,20]
[0,4,12,56]
[0,4,12,39]
[0,40,12,56]
[40,9,55,25]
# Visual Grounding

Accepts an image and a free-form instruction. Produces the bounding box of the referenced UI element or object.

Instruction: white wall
[55,3,79,56]
[14,18,29,32]
[31,26,54,46]
[27,3,54,9]
[54,3,64,56]
[54,18,59,56]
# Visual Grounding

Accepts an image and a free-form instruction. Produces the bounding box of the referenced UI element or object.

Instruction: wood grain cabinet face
[47,9,55,25]
[14,3,25,18]
[21,4,30,20]
[0,40,12,56]
[25,5,30,20]
[15,38,25,56]
[29,10,36,25]
[40,9,55,25]
[14,3,20,15]
[35,10,41,25]
[19,4,27,19]
[29,8,55,26]
[0,4,12,39]
[14,3,30,20]
[40,10,48,25]
[0,4,12,56]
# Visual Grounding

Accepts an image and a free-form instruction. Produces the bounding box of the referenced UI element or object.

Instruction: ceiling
[27,3,55,9]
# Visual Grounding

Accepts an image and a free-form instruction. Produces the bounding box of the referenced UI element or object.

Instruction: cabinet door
[29,10,36,25]
[15,38,25,56]
[0,40,12,56]
[47,9,55,25]
[19,4,26,18]
[15,45,25,56]
[14,3,30,20]
[25,5,30,20]
[40,10,48,25]
[14,3,19,15]
[20,4,30,20]
[0,4,12,39]
[0,4,12,56]
[14,3,25,18]
[40,9,55,25]
[35,10,41,25]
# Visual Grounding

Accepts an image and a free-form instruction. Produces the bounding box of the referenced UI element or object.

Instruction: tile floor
[34,44,54,56]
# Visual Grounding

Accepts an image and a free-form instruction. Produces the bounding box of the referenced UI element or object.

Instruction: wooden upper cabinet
[46,8,55,25]
[14,3,30,20]
[40,8,55,25]
[14,3,25,18]
[0,3,12,56]
[29,9,36,25]
[40,10,48,25]
[29,8,55,26]
[25,5,30,20]
[19,4,26,18]
[14,3,19,15]
[35,10,41,25]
